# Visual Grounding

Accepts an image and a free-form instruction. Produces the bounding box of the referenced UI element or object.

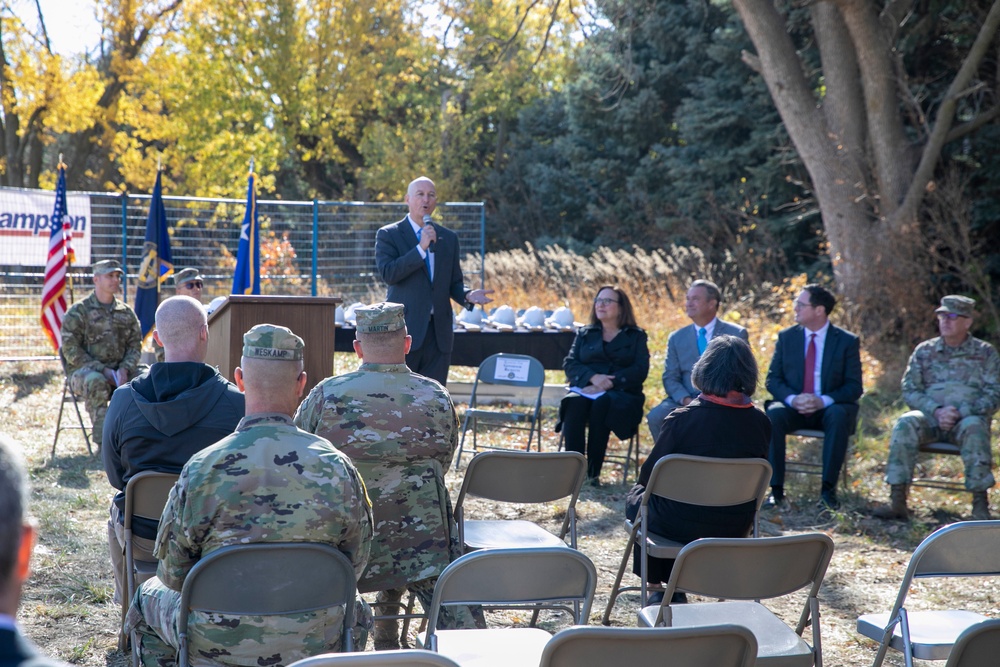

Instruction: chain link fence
[1,188,484,359]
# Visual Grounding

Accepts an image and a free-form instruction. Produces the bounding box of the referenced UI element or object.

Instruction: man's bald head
[405,176,437,221]
[154,296,208,363]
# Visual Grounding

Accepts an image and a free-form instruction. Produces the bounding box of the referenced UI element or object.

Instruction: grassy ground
[5,356,1000,667]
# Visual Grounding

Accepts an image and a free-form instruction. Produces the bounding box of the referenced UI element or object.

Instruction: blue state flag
[134,171,173,341]
[232,171,260,295]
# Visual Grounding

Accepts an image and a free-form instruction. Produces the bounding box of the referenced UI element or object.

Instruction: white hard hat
[206,296,227,316]
[458,306,485,325]
[489,305,516,327]
[546,306,575,329]
[335,305,345,325]
[344,302,367,326]
[517,306,546,328]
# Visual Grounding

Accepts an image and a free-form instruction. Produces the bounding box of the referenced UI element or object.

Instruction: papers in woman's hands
[569,386,606,400]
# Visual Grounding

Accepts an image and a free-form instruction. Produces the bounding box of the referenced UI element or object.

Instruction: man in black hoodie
[102,296,245,604]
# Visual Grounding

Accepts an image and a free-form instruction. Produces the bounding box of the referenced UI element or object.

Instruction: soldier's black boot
[972,491,991,520]
[873,484,909,520]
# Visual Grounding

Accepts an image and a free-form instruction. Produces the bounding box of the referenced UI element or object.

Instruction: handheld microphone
[422,214,435,253]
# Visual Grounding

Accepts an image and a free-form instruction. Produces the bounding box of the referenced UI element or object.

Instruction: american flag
[40,162,75,351]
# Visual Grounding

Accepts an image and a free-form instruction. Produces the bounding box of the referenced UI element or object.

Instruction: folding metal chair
[909,441,971,491]
[455,450,587,551]
[288,650,461,667]
[417,548,598,667]
[944,619,1000,667]
[783,428,850,490]
[539,625,758,667]
[118,471,178,651]
[454,353,545,469]
[171,543,358,667]
[52,351,93,457]
[639,533,836,667]
[857,520,1000,667]
[602,454,772,622]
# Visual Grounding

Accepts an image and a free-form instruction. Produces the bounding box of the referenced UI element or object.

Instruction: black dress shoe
[670,591,688,604]
[818,489,840,510]
[645,591,664,606]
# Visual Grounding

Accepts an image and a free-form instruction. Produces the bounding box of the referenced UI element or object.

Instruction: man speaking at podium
[374,176,492,385]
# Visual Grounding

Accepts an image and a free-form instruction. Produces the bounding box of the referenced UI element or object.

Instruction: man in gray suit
[374,177,492,385]
[646,280,749,441]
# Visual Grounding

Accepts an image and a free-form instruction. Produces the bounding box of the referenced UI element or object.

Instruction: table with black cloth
[334,327,574,370]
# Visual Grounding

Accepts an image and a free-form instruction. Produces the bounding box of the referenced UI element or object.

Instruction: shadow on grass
[47,451,101,489]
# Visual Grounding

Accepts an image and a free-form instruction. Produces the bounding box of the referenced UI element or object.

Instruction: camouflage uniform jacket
[61,291,142,375]
[154,412,373,663]
[294,362,459,593]
[902,335,1000,419]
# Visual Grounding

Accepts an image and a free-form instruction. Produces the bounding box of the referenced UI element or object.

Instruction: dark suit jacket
[375,217,470,353]
[662,320,749,405]
[765,323,863,419]
[0,627,69,667]
[563,325,650,439]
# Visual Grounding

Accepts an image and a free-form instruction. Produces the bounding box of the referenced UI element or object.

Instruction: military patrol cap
[92,259,124,276]
[242,323,305,360]
[355,302,405,334]
[174,267,204,287]
[936,295,976,318]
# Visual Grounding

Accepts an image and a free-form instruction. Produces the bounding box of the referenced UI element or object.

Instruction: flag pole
[60,154,74,304]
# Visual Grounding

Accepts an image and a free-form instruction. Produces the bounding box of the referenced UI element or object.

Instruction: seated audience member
[60,260,142,449]
[765,284,862,510]
[647,279,749,442]
[625,336,771,604]
[558,285,650,485]
[875,295,1000,521]
[126,324,373,667]
[153,268,206,362]
[103,296,245,603]
[295,301,477,650]
[0,434,73,667]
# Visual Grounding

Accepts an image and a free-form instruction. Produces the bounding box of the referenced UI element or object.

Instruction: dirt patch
[5,360,998,667]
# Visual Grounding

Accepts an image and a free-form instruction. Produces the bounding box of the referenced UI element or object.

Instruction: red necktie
[803,333,816,394]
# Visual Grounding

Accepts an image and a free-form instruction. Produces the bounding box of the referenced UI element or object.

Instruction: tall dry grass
[462,244,886,405]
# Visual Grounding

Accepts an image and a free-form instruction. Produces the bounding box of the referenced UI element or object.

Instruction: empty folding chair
[639,533,836,667]
[417,547,598,667]
[539,625,757,667]
[944,619,1000,667]
[455,450,587,551]
[857,520,1000,667]
[454,353,546,468]
[288,650,461,667]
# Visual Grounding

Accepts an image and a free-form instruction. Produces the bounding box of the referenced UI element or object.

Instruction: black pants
[561,393,612,479]
[766,402,852,489]
[406,316,451,386]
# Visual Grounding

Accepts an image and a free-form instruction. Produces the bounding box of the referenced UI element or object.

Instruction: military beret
[936,295,975,318]
[355,302,406,334]
[92,259,124,276]
[242,323,305,361]
[174,267,204,287]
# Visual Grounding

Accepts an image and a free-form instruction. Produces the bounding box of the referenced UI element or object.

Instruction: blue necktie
[416,227,432,280]
[697,327,708,355]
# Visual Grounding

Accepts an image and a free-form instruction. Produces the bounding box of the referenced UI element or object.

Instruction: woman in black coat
[560,285,650,484]
[625,335,771,597]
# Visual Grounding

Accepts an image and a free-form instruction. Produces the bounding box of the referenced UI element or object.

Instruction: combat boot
[971,491,991,520]
[373,589,402,650]
[873,484,909,520]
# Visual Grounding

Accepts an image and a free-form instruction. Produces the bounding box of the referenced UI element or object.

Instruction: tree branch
[944,103,1000,144]
[740,49,761,74]
[895,0,1000,223]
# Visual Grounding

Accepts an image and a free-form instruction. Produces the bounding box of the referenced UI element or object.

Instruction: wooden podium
[206,295,342,395]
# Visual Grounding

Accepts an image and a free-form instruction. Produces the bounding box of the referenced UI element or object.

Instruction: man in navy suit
[0,433,70,667]
[374,177,493,385]
[647,280,749,441]
[765,284,863,509]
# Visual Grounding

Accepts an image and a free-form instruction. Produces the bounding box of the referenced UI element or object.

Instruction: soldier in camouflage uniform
[60,260,142,448]
[875,295,1000,521]
[295,302,478,650]
[126,324,374,667]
